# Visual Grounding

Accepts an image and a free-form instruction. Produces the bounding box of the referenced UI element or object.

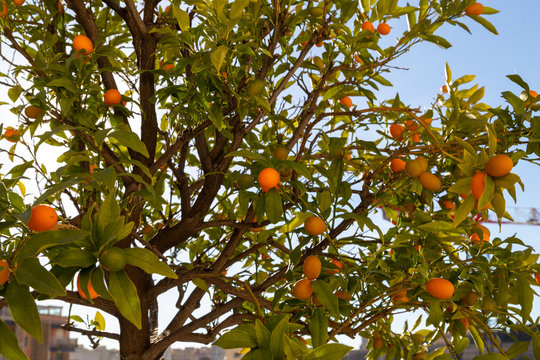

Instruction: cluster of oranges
[292,255,345,303]
[361,21,391,36]
[391,155,441,192]
[389,117,432,144]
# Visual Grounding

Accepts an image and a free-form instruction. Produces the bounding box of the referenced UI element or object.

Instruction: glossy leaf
[123,248,177,278]
[6,281,43,343]
[0,319,28,360]
[108,270,142,329]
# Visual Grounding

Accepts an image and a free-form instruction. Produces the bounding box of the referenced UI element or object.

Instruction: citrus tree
[0,0,539,359]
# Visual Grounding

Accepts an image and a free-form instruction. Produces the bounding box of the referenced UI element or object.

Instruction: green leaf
[14,258,66,296]
[94,311,106,331]
[123,248,177,278]
[447,177,472,194]
[472,354,508,360]
[304,343,353,360]
[469,325,484,354]
[478,175,494,210]
[32,179,81,206]
[254,319,271,348]
[108,270,142,329]
[516,273,533,322]
[6,281,43,343]
[8,85,23,102]
[0,319,29,360]
[422,34,452,49]
[309,308,328,348]
[469,15,498,35]
[52,248,97,268]
[532,334,540,359]
[47,78,77,93]
[283,335,306,359]
[18,229,89,260]
[91,267,114,301]
[192,277,208,292]
[426,301,442,326]
[172,6,190,31]
[506,74,529,90]
[269,315,290,359]
[312,280,339,317]
[506,341,529,359]
[453,195,475,227]
[110,130,150,158]
[230,0,250,18]
[265,188,283,223]
[242,349,273,360]
[214,324,258,349]
[211,45,228,72]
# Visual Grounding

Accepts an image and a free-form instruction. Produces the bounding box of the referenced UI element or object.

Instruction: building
[70,346,119,360]
[0,305,77,360]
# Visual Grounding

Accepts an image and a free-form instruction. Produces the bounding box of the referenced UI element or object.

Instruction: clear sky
[3,0,540,353]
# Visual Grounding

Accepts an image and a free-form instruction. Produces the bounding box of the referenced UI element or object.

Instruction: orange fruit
[530,90,538,98]
[14,0,24,6]
[329,259,342,274]
[389,124,404,141]
[535,273,540,285]
[354,54,362,64]
[442,200,455,210]
[335,290,351,301]
[373,338,384,350]
[419,172,441,191]
[304,216,326,236]
[104,89,122,106]
[24,105,42,119]
[100,247,127,272]
[141,224,153,234]
[258,168,280,192]
[77,274,99,300]
[485,154,513,177]
[470,171,486,200]
[377,23,391,35]
[405,159,424,178]
[462,290,479,306]
[441,85,448,93]
[0,260,10,286]
[300,40,309,47]
[361,21,375,33]
[162,63,174,72]
[27,204,58,232]
[251,216,263,232]
[405,119,418,131]
[469,224,489,244]
[316,41,323,47]
[412,133,421,142]
[292,279,313,300]
[465,3,484,16]
[390,158,406,173]
[4,127,20,142]
[426,278,454,299]
[339,96,353,108]
[303,255,321,280]
[73,35,94,55]
[460,317,470,331]
[0,3,7,17]
[274,146,289,160]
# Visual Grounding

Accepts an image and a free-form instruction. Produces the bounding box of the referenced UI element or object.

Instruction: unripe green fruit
[101,247,127,272]
[247,79,264,97]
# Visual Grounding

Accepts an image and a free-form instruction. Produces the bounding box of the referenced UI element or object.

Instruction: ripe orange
[27,204,58,232]
[460,317,470,331]
[377,23,391,35]
[419,172,441,191]
[390,158,406,173]
[73,35,94,55]
[14,0,25,6]
[469,224,489,244]
[316,41,323,47]
[0,3,7,17]
[353,54,362,64]
[442,200,455,210]
[465,3,484,16]
[389,124,404,141]
[251,216,263,232]
[162,63,174,72]
[361,21,375,33]
[426,278,454,299]
[339,96,353,108]
[24,105,42,119]
[4,127,20,142]
[258,168,279,192]
[292,279,313,300]
[329,259,342,274]
[405,119,418,131]
[470,171,486,200]
[274,146,289,160]
[373,338,384,350]
[104,89,122,106]
[412,133,421,142]
[530,90,538,98]
[77,274,99,300]
[535,273,540,285]
[485,154,513,177]
[335,290,351,301]
[441,85,448,93]
[304,216,326,236]
[303,255,321,280]
[0,260,10,286]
